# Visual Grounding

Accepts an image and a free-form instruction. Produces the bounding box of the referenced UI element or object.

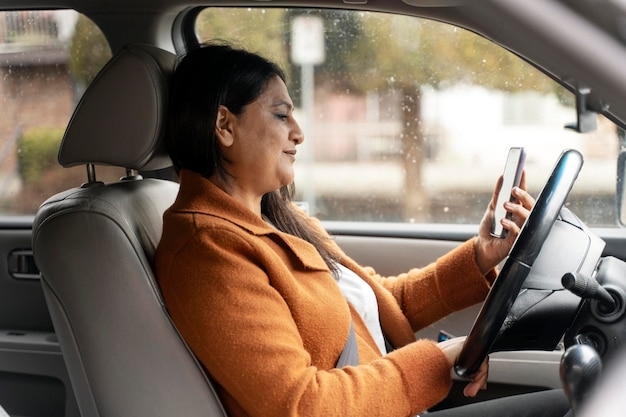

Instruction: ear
[215,105,235,147]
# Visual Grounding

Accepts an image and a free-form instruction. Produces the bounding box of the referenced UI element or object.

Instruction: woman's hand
[474,171,535,274]
[437,336,489,397]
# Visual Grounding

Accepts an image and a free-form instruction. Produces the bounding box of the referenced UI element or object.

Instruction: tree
[68,14,111,89]
[196,8,289,74]
[346,14,561,220]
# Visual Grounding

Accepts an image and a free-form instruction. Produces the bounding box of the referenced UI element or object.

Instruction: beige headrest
[59,44,175,171]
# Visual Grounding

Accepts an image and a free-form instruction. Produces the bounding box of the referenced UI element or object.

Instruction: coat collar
[174,169,275,236]
[172,169,328,272]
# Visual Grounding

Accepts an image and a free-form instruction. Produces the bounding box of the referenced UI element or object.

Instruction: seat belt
[336,320,359,367]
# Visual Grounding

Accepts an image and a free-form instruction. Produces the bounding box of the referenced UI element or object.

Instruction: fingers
[511,184,535,210]
[437,336,467,368]
[498,186,535,236]
[463,356,489,397]
[474,171,535,272]
[438,338,490,398]
[437,337,489,398]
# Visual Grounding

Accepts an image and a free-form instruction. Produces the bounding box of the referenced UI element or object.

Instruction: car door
[0,217,78,417]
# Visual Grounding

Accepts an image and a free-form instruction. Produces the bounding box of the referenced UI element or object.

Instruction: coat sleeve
[158,223,452,417]
[356,238,497,332]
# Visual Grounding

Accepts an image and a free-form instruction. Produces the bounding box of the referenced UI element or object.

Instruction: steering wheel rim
[455,149,584,379]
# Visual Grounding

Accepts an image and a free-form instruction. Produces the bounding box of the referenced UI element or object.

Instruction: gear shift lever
[560,344,602,416]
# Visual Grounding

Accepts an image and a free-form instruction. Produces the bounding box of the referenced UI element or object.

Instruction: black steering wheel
[455,149,584,379]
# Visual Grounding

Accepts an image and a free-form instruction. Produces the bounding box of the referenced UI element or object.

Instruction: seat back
[32,44,227,417]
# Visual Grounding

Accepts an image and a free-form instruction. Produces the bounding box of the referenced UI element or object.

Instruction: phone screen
[490,147,526,238]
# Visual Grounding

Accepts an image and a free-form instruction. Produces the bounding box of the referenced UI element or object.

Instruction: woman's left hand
[474,171,535,274]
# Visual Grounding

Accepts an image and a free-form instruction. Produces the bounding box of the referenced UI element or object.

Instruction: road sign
[291,15,325,65]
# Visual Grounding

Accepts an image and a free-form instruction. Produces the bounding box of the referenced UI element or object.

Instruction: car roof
[1,0,626,126]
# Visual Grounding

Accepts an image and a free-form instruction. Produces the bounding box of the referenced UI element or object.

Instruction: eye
[274,113,289,121]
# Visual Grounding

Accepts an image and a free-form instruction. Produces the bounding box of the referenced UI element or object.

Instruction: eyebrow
[271,100,294,111]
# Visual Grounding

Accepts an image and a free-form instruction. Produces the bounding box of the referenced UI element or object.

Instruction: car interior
[0,1,626,417]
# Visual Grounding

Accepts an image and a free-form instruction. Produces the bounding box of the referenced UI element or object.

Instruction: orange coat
[155,169,495,417]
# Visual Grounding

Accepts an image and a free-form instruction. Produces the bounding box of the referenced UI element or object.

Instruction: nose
[291,119,304,144]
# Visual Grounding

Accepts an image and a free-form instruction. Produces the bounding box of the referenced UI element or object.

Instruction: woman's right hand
[437,336,489,398]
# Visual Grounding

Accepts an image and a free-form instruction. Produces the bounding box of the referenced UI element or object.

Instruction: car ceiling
[2,0,626,127]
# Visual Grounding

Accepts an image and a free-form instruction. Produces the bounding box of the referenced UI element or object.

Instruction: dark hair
[167,43,341,271]
[167,43,285,179]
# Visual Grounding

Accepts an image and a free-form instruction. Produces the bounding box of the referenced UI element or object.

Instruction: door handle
[8,250,40,280]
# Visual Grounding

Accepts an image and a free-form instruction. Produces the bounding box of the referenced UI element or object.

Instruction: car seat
[32,44,228,417]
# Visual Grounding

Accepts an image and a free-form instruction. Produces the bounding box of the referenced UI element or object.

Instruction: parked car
[0,0,625,416]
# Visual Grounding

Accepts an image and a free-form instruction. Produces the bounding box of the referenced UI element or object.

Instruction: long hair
[167,43,341,271]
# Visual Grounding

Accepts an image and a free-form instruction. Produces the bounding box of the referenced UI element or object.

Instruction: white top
[335,263,387,355]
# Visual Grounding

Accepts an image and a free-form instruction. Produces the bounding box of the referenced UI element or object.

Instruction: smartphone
[490,147,526,238]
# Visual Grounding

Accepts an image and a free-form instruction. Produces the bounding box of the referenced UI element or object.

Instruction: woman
[155,43,568,417]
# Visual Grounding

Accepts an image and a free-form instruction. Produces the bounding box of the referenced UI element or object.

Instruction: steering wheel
[455,149,584,379]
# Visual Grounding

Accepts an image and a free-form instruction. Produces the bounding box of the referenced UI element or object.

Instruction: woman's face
[217,76,304,199]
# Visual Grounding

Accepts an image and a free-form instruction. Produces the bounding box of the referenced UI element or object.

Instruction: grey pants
[426,389,570,417]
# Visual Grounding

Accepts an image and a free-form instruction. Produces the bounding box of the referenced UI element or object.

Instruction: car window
[0,10,117,215]
[193,8,619,227]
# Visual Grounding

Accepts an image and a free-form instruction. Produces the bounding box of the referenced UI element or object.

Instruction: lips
[284,150,297,161]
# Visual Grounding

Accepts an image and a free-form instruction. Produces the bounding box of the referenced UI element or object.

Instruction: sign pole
[291,15,324,216]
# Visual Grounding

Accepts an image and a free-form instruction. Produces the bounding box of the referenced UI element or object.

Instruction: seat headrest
[58,44,175,171]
